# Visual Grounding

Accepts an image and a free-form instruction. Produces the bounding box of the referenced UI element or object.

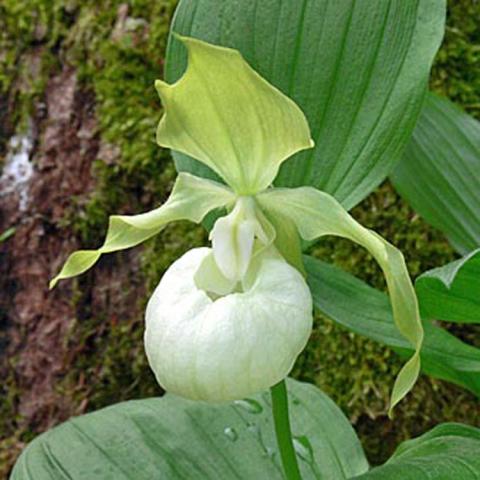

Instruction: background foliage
[0,0,479,476]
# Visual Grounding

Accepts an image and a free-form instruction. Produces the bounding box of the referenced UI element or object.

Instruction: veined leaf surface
[416,248,480,324]
[11,379,368,480]
[392,93,480,253]
[166,0,445,209]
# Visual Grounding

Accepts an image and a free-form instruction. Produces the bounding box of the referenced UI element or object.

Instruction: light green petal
[258,187,423,413]
[260,206,305,277]
[194,251,237,297]
[50,173,235,289]
[156,35,314,195]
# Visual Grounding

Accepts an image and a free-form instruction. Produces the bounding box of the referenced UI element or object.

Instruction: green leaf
[156,35,313,195]
[12,374,480,480]
[11,379,369,480]
[391,93,480,253]
[304,256,480,398]
[416,248,480,324]
[166,0,446,208]
[50,173,235,288]
[353,423,480,479]
[258,187,423,412]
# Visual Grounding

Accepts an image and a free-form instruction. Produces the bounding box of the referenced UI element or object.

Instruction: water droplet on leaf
[223,426,238,441]
[234,398,263,414]
[293,436,314,464]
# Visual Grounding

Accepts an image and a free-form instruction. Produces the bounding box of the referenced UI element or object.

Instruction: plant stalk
[271,380,302,480]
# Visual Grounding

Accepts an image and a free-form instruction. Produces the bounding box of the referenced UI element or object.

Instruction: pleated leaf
[353,424,480,479]
[11,379,369,480]
[12,377,480,479]
[416,248,480,324]
[392,93,480,253]
[166,0,446,208]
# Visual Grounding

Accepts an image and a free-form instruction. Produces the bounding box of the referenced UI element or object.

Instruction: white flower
[144,247,313,402]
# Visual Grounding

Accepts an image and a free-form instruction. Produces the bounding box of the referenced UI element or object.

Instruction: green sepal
[258,187,423,413]
[156,35,314,195]
[50,173,235,288]
[260,206,305,277]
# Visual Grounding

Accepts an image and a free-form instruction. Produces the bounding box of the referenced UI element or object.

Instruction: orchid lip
[144,247,313,402]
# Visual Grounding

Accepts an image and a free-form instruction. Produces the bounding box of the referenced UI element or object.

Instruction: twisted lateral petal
[144,247,313,402]
[50,174,235,288]
[257,188,423,414]
[156,35,314,195]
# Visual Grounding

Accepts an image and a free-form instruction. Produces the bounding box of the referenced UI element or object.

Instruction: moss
[431,0,480,119]
[1,0,479,474]
[58,1,178,245]
[48,0,186,406]
[0,1,49,154]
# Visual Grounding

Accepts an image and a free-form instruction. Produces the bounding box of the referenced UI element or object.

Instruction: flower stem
[271,380,302,480]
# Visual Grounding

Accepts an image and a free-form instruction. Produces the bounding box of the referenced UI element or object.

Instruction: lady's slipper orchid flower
[145,247,312,401]
[50,35,423,413]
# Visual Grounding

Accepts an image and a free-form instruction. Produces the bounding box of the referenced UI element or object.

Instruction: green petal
[193,250,238,297]
[258,187,423,413]
[260,206,305,277]
[156,35,314,195]
[50,173,235,289]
